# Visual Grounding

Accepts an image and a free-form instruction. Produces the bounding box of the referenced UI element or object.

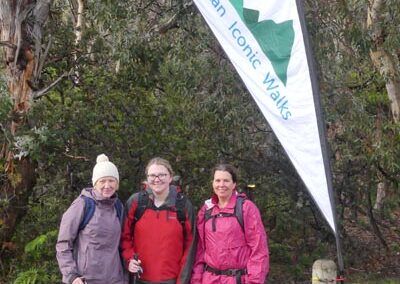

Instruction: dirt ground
[268,208,400,283]
[342,209,400,282]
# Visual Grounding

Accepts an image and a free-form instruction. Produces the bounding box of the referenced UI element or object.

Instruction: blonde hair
[145,157,174,176]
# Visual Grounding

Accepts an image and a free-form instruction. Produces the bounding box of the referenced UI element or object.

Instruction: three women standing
[56,156,268,284]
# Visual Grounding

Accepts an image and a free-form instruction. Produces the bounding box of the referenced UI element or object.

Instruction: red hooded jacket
[121,185,196,284]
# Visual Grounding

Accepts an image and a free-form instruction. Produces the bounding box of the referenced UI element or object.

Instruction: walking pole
[130,254,143,284]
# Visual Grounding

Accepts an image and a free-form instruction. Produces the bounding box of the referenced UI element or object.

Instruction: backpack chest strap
[204,196,246,232]
[207,212,236,232]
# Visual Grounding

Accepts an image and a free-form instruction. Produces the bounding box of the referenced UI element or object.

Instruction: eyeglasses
[147,173,169,181]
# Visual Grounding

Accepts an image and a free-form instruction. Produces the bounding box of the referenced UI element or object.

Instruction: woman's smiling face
[94,177,118,198]
[212,170,236,201]
[146,164,172,195]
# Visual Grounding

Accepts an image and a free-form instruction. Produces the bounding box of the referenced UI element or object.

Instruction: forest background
[0,0,399,283]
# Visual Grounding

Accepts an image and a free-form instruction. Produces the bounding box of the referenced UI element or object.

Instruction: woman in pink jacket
[191,164,269,284]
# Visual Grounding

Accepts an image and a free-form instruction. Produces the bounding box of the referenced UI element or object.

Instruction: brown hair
[145,157,174,176]
[212,163,238,183]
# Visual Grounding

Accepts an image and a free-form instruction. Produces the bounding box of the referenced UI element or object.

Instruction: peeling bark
[368,0,400,122]
[367,0,400,223]
[0,0,50,251]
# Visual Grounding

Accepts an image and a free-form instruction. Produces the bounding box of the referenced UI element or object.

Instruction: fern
[24,235,47,254]
[24,230,58,255]
[13,268,51,284]
[13,269,38,284]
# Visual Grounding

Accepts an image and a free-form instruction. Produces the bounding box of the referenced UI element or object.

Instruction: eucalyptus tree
[367,0,400,122]
[0,0,94,269]
[0,0,52,251]
[305,0,400,268]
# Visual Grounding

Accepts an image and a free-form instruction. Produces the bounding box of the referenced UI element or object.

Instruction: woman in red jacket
[191,163,269,284]
[121,157,196,284]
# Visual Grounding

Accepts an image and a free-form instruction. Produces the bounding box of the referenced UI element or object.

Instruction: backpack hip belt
[204,264,247,284]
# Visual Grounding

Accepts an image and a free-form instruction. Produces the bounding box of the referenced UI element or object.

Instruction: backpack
[204,195,246,232]
[130,189,187,238]
[78,195,123,231]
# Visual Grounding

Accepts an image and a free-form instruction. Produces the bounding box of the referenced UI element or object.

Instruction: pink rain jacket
[191,192,269,284]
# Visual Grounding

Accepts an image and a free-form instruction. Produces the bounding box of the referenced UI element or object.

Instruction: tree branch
[32,69,73,99]
[63,153,89,161]
[157,2,193,34]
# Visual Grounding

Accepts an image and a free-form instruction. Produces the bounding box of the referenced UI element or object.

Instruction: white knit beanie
[92,154,119,186]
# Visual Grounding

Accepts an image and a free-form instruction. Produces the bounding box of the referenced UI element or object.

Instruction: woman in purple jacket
[56,154,126,284]
[191,164,269,284]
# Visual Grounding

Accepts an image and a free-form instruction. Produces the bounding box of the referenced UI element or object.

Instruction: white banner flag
[194,0,336,232]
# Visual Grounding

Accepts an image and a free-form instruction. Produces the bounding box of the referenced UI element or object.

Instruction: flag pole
[295,0,345,278]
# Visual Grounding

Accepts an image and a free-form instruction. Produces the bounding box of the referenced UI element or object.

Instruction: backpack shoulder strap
[175,191,187,224]
[175,192,186,223]
[174,191,187,241]
[204,206,213,222]
[234,195,246,232]
[134,191,150,223]
[79,196,96,231]
[114,198,123,224]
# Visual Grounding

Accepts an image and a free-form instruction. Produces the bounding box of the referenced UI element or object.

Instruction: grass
[346,279,400,284]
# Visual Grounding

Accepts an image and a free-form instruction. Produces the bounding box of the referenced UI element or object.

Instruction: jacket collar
[145,185,179,207]
[207,190,239,209]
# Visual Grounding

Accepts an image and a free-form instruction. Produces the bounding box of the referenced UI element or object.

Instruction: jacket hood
[80,187,118,206]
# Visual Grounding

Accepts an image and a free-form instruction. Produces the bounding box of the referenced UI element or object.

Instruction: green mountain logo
[230,0,294,86]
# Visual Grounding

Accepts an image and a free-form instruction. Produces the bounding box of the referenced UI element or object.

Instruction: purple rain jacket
[56,188,126,284]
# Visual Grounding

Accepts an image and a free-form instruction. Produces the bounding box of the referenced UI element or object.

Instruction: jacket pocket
[77,245,88,275]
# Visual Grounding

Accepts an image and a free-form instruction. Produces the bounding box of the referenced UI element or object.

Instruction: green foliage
[24,230,58,259]
[13,268,51,284]
[9,229,59,284]
[2,0,400,282]
[269,242,291,263]
[13,269,39,284]
[13,126,53,161]
[306,0,400,280]
[0,90,12,123]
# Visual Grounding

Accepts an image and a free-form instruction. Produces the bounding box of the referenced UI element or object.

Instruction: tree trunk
[368,0,400,122]
[373,181,386,211]
[0,0,50,252]
[367,186,389,250]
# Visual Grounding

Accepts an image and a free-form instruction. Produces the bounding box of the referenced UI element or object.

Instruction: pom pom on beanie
[92,154,119,186]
